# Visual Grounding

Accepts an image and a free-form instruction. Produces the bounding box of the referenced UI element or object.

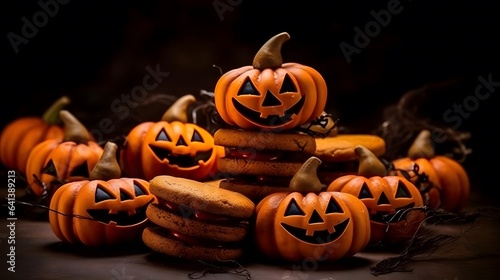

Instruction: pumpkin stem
[42,96,71,125]
[408,130,435,159]
[355,145,387,177]
[89,142,121,180]
[161,94,196,123]
[59,110,91,144]
[252,32,290,70]
[289,156,323,192]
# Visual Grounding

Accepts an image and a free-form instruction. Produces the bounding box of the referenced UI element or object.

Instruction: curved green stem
[42,96,71,125]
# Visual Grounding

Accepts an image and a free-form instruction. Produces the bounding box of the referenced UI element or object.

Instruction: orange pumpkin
[49,142,157,247]
[327,146,424,245]
[390,130,470,212]
[25,110,103,197]
[214,32,327,131]
[0,96,70,174]
[120,95,225,181]
[255,157,371,262]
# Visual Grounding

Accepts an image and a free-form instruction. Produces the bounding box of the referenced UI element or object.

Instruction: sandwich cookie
[142,175,255,262]
[214,128,317,202]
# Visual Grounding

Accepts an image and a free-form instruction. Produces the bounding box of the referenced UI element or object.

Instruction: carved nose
[261,91,282,107]
[308,210,324,224]
[377,192,390,205]
[176,136,187,146]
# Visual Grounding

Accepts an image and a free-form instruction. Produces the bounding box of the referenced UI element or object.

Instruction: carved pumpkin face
[228,69,306,128]
[49,178,157,247]
[255,191,371,262]
[26,140,104,197]
[216,64,326,131]
[121,121,224,181]
[215,32,327,131]
[328,175,424,245]
[277,192,351,245]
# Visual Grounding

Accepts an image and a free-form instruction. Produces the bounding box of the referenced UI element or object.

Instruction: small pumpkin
[214,32,327,131]
[0,96,70,174]
[25,110,104,197]
[120,95,225,181]
[49,142,157,247]
[327,145,425,245]
[255,157,371,262]
[390,130,470,212]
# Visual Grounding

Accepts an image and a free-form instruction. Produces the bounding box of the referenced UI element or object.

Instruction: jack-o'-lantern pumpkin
[390,130,470,212]
[255,157,371,262]
[327,145,425,246]
[25,110,104,198]
[0,96,70,174]
[120,95,225,181]
[50,142,157,247]
[214,32,327,131]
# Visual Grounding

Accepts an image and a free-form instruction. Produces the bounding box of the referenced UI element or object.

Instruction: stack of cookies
[214,128,318,202]
[142,175,255,261]
[212,32,387,203]
[212,32,329,203]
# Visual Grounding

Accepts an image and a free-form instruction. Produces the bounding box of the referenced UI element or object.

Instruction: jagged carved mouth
[148,146,213,168]
[232,96,305,127]
[86,202,151,226]
[280,218,350,244]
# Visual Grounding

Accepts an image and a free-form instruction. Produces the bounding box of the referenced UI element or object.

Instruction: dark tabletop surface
[1,184,499,280]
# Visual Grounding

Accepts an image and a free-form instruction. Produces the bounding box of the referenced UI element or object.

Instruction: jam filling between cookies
[223,175,292,188]
[150,226,242,249]
[224,147,312,162]
[155,198,250,228]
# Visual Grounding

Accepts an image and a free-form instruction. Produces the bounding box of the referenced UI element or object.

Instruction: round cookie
[214,128,316,153]
[142,175,255,262]
[149,176,255,217]
[313,134,386,162]
[313,134,387,185]
[218,158,304,177]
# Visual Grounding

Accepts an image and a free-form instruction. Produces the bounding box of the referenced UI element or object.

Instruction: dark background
[2,0,499,195]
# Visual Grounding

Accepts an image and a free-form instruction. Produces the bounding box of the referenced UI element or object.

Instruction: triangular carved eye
[191,130,204,142]
[70,162,89,178]
[134,182,146,196]
[279,74,297,93]
[156,129,171,141]
[358,182,373,199]
[238,77,260,96]
[284,199,305,216]
[120,189,133,201]
[42,159,57,176]
[395,181,412,198]
[325,197,343,214]
[95,185,115,202]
